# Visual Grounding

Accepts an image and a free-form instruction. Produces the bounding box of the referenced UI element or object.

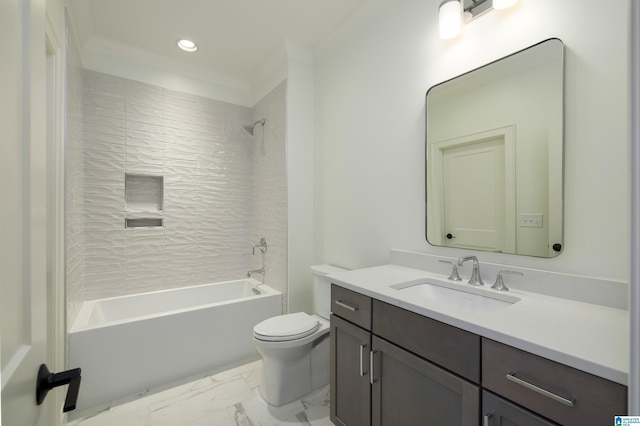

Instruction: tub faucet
[457,256,484,286]
[247,267,265,278]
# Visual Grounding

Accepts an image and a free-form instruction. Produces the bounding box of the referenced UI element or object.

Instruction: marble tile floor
[69,360,332,426]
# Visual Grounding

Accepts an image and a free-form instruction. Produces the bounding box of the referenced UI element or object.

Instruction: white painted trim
[45,13,65,426]
[427,125,516,252]
[629,0,640,414]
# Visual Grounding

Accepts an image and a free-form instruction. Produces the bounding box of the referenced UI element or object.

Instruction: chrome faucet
[248,238,268,279]
[457,256,484,286]
[247,267,265,278]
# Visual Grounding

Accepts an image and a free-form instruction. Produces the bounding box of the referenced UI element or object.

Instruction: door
[427,126,516,252]
[330,315,371,426]
[1,0,50,424]
[442,138,506,252]
[371,336,480,426]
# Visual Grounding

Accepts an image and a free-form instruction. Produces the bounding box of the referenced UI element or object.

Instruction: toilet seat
[253,312,320,342]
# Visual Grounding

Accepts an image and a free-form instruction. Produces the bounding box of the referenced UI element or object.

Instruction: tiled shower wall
[66,63,288,327]
[250,82,288,310]
[65,17,85,326]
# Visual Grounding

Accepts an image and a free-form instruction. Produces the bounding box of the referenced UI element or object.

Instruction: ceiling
[68,0,372,82]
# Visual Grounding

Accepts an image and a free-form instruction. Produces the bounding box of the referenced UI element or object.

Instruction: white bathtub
[68,279,281,413]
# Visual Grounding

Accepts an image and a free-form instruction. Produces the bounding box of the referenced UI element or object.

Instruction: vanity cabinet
[330,285,480,426]
[330,283,628,426]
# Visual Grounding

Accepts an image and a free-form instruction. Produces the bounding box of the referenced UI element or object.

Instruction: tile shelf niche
[125,174,164,229]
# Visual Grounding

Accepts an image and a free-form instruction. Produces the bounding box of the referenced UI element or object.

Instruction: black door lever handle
[36,363,82,412]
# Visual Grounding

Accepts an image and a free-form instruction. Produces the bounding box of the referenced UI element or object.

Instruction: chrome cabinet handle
[483,412,493,426]
[506,372,575,407]
[335,300,358,312]
[370,350,378,385]
[359,344,368,376]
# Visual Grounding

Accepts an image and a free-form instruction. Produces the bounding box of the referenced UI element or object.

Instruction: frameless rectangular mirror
[426,38,564,257]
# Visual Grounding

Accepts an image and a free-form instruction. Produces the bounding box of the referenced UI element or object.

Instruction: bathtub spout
[247,267,265,278]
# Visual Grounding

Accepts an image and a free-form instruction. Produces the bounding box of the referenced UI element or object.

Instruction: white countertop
[329,264,629,386]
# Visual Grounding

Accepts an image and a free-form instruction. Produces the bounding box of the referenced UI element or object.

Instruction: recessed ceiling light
[177,39,198,52]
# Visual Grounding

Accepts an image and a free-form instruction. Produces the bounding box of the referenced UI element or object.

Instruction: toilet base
[256,331,329,407]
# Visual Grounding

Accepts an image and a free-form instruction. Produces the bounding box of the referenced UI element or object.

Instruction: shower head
[243,118,266,135]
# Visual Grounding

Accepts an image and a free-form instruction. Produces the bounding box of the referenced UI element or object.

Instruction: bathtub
[68,279,281,413]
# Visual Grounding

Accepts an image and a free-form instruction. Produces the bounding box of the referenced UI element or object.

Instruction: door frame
[427,125,516,253]
[45,13,67,426]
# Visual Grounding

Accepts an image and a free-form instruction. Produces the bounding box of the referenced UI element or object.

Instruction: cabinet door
[483,391,558,426]
[371,336,480,426]
[330,314,371,426]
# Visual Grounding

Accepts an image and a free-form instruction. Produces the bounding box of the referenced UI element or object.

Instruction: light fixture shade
[492,0,518,10]
[439,0,462,40]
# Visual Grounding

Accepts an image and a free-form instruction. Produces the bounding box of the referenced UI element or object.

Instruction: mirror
[426,38,564,257]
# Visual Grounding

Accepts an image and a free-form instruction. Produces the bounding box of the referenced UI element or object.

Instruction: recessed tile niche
[125,174,164,228]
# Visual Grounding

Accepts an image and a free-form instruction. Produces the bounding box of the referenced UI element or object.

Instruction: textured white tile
[85,251,126,266]
[85,262,126,276]
[84,158,125,175]
[84,133,126,147]
[126,153,165,168]
[126,235,165,248]
[126,128,164,142]
[124,163,165,176]
[126,103,163,119]
[83,74,126,97]
[126,82,163,106]
[73,69,287,303]
[84,139,126,155]
[163,134,199,147]
[83,121,125,139]
[163,231,198,244]
[83,98,126,120]
[125,136,165,150]
[84,269,126,284]
[84,193,125,211]
[126,119,164,134]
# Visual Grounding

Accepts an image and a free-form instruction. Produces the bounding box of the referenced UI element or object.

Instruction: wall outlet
[519,213,543,228]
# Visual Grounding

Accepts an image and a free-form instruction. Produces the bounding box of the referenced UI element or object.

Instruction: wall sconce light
[438,0,519,40]
[439,0,463,40]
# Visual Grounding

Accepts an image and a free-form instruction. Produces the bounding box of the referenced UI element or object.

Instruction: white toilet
[252,264,345,406]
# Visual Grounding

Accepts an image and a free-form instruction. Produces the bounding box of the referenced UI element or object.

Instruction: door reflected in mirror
[426,38,564,257]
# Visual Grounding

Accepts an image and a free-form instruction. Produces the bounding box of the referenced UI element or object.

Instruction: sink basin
[390,279,520,313]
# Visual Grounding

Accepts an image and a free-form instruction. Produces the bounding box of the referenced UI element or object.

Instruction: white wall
[314,0,629,281]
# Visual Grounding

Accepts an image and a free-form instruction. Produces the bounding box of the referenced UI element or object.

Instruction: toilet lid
[253,312,320,342]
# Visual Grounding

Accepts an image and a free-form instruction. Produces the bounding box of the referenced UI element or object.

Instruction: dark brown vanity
[330,284,627,426]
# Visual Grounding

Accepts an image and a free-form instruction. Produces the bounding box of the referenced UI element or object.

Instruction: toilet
[253,264,345,406]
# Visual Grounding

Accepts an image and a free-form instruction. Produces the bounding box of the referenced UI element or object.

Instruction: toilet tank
[310,264,347,319]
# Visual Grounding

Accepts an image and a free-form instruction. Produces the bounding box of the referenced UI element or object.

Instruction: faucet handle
[491,270,523,292]
[439,260,462,281]
[252,237,268,255]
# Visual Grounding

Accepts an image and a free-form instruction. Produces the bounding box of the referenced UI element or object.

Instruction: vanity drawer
[372,300,480,383]
[482,338,627,426]
[331,284,372,330]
